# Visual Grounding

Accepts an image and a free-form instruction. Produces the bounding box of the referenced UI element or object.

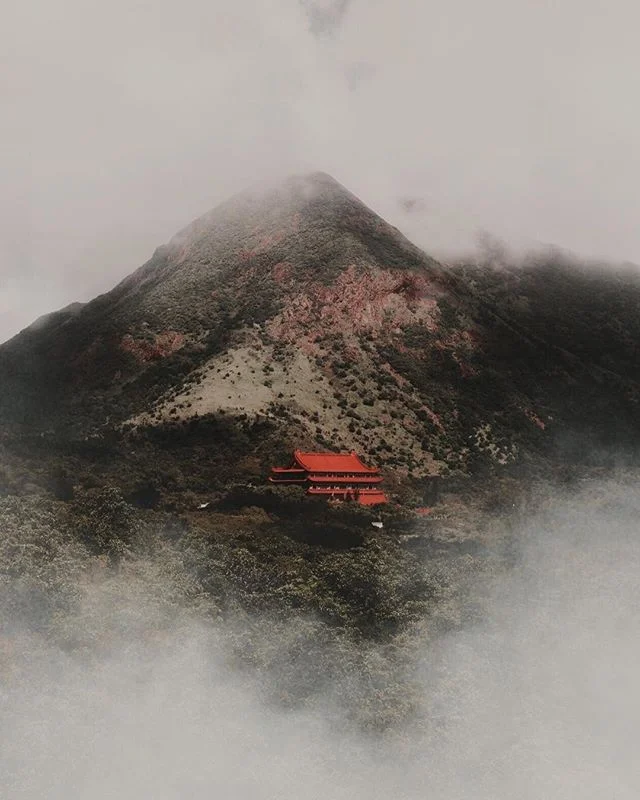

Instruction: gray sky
[2,0,639,342]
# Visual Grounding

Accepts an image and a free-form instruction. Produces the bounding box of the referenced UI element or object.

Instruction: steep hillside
[450,250,640,461]
[1,172,639,486]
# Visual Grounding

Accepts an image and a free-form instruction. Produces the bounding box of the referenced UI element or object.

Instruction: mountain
[3,174,640,764]
[1,172,639,493]
[452,249,640,461]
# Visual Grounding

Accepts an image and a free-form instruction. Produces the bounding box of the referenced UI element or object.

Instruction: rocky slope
[1,172,639,488]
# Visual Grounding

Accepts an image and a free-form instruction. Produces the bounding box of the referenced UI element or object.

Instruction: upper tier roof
[293,450,378,473]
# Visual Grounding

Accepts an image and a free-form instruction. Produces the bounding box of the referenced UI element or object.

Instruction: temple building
[269,450,388,505]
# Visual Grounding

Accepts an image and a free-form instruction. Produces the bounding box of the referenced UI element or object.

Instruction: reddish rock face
[120,332,185,364]
[271,262,293,284]
[524,409,546,430]
[268,266,440,344]
[1,171,638,476]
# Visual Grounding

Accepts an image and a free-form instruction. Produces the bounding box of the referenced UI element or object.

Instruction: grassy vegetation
[0,478,499,730]
[2,178,640,735]
[2,397,637,732]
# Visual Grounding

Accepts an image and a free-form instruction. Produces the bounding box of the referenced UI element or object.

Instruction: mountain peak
[166,171,393,258]
[109,169,440,332]
[2,175,639,482]
[0,172,445,442]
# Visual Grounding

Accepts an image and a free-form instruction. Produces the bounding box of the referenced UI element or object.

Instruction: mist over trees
[3,476,640,797]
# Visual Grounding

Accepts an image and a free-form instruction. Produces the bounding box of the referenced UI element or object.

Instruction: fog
[2,0,640,340]
[3,483,640,798]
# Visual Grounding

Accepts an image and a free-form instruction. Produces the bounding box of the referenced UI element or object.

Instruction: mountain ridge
[1,172,639,491]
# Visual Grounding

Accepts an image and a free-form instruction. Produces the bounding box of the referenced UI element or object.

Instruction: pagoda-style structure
[269,450,388,505]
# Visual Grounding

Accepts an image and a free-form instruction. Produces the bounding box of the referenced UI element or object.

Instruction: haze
[3,483,640,797]
[2,0,639,341]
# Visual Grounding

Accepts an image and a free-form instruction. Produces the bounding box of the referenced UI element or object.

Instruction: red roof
[293,450,378,473]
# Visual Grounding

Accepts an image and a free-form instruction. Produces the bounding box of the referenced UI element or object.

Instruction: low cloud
[3,480,640,797]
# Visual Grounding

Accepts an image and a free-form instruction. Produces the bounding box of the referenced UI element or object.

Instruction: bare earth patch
[132,329,443,477]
